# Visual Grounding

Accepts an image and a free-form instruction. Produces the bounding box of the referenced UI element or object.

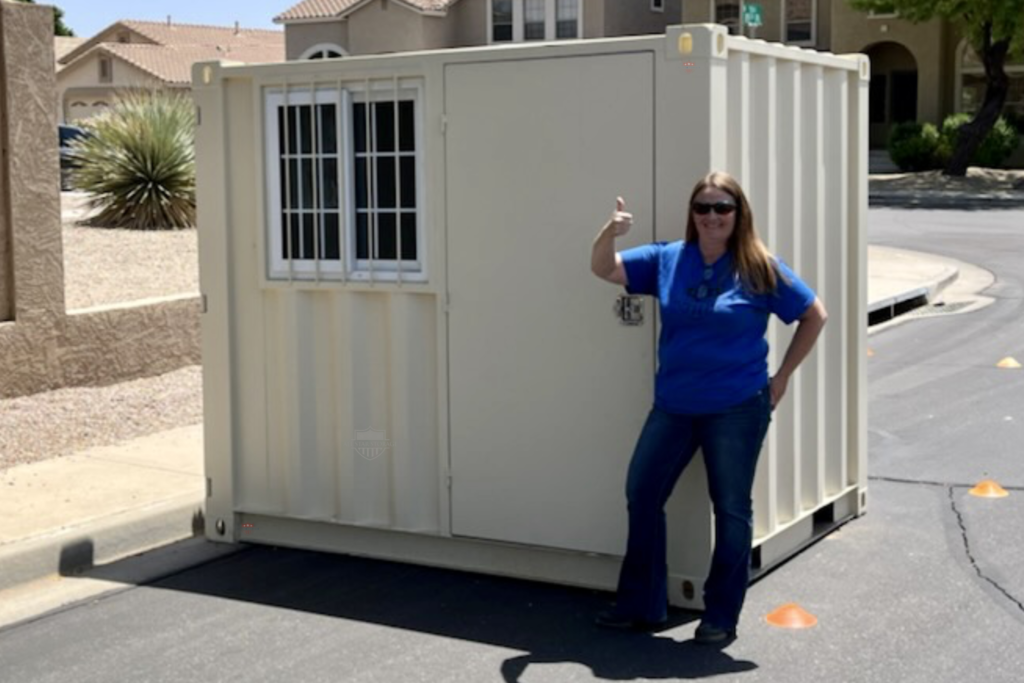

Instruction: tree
[14,0,74,37]
[849,0,1024,176]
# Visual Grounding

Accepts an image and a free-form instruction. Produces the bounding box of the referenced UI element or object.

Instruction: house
[680,1,1024,149]
[56,19,285,122]
[273,0,682,60]
[275,0,1023,150]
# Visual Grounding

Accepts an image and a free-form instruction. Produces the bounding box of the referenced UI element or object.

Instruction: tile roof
[99,43,284,85]
[59,19,284,66]
[54,37,87,66]
[275,0,456,22]
[120,20,285,48]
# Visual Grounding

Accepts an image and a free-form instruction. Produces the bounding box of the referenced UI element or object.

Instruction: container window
[265,85,424,282]
[352,99,419,268]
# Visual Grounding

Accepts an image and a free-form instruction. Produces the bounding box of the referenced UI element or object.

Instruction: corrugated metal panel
[712,35,867,556]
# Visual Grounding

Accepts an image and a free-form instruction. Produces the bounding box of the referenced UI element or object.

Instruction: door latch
[615,295,644,326]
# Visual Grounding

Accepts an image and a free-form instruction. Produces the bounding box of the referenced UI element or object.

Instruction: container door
[445,53,656,555]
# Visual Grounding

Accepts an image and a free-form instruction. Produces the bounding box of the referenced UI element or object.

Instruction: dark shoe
[594,610,667,632]
[694,622,737,645]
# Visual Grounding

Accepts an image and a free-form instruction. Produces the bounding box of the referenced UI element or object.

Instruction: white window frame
[782,0,816,47]
[651,0,664,12]
[487,0,583,44]
[299,43,349,60]
[263,81,426,284]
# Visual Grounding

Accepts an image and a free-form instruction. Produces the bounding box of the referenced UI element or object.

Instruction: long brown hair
[684,171,779,294]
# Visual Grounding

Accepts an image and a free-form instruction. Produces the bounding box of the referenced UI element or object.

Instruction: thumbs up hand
[610,196,632,237]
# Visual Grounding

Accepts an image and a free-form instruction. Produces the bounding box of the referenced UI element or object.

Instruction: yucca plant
[69,90,196,230]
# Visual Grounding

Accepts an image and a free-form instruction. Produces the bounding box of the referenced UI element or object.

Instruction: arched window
[300,43,347,60]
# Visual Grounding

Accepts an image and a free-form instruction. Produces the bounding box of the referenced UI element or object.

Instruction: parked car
[59,124,88,191]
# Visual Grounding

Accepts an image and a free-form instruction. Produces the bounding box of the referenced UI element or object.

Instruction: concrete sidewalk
[0,242,978,627]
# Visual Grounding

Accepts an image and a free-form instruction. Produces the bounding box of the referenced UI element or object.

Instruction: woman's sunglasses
[692,201,737,216]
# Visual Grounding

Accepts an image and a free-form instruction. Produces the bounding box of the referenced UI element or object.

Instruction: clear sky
[52,0,289,38]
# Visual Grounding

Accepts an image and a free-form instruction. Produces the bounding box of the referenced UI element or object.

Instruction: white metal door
[445,53,656,555]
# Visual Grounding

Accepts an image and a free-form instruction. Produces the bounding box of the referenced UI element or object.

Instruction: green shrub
[887,121,941,172]
[938,113,1021,169]
[69,90,196,230]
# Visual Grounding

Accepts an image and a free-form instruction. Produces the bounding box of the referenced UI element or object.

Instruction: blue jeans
[613,387,772,628]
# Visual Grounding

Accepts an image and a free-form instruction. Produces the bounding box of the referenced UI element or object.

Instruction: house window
[524,0,545,40]
[714,1,741,34]
[651,0,664,11]
[493,0,513,41]
[99,57,112,83]
[264,84,424,282]
[785,0,814,44]
[958,43,1024,121]
[556,0,579,38]
[489,0,581,43]
[301,43,347,59]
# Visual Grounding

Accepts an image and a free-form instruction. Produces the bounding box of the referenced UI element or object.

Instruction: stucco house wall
[280,0,681,58]
[600,0,680,38]
[0,2,200,399]
[347,1,454,55]
[830,1,948,125]
[285,20,349,59]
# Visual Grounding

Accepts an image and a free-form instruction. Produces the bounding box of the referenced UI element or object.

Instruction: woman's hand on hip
[769,374,789,408]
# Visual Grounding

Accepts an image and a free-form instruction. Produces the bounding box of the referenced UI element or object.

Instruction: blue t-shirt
[621,241,816,415]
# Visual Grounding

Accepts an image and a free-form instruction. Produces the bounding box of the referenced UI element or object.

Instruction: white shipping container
[194,24,869,610]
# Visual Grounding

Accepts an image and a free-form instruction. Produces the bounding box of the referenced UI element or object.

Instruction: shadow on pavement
[141,545,759,681]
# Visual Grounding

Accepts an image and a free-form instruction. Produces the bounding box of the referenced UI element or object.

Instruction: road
[1,207,1023,682]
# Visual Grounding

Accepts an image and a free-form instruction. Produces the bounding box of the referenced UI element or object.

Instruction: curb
[0,492,204,594]
[868,264,959,328]
[869,193,1024,209]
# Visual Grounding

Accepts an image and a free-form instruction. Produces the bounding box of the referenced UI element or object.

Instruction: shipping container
[194,23,869,610]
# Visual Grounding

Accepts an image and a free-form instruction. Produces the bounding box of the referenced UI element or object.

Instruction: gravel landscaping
[0,193,202,471]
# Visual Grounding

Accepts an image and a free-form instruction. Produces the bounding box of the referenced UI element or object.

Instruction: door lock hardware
[615,295,645,326]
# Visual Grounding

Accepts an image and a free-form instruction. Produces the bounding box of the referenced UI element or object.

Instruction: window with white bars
[264,84,424,283]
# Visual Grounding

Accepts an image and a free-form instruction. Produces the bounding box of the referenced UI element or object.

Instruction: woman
[590,171,828,645]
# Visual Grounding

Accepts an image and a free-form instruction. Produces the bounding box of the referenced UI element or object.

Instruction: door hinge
[441,114,447,135]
